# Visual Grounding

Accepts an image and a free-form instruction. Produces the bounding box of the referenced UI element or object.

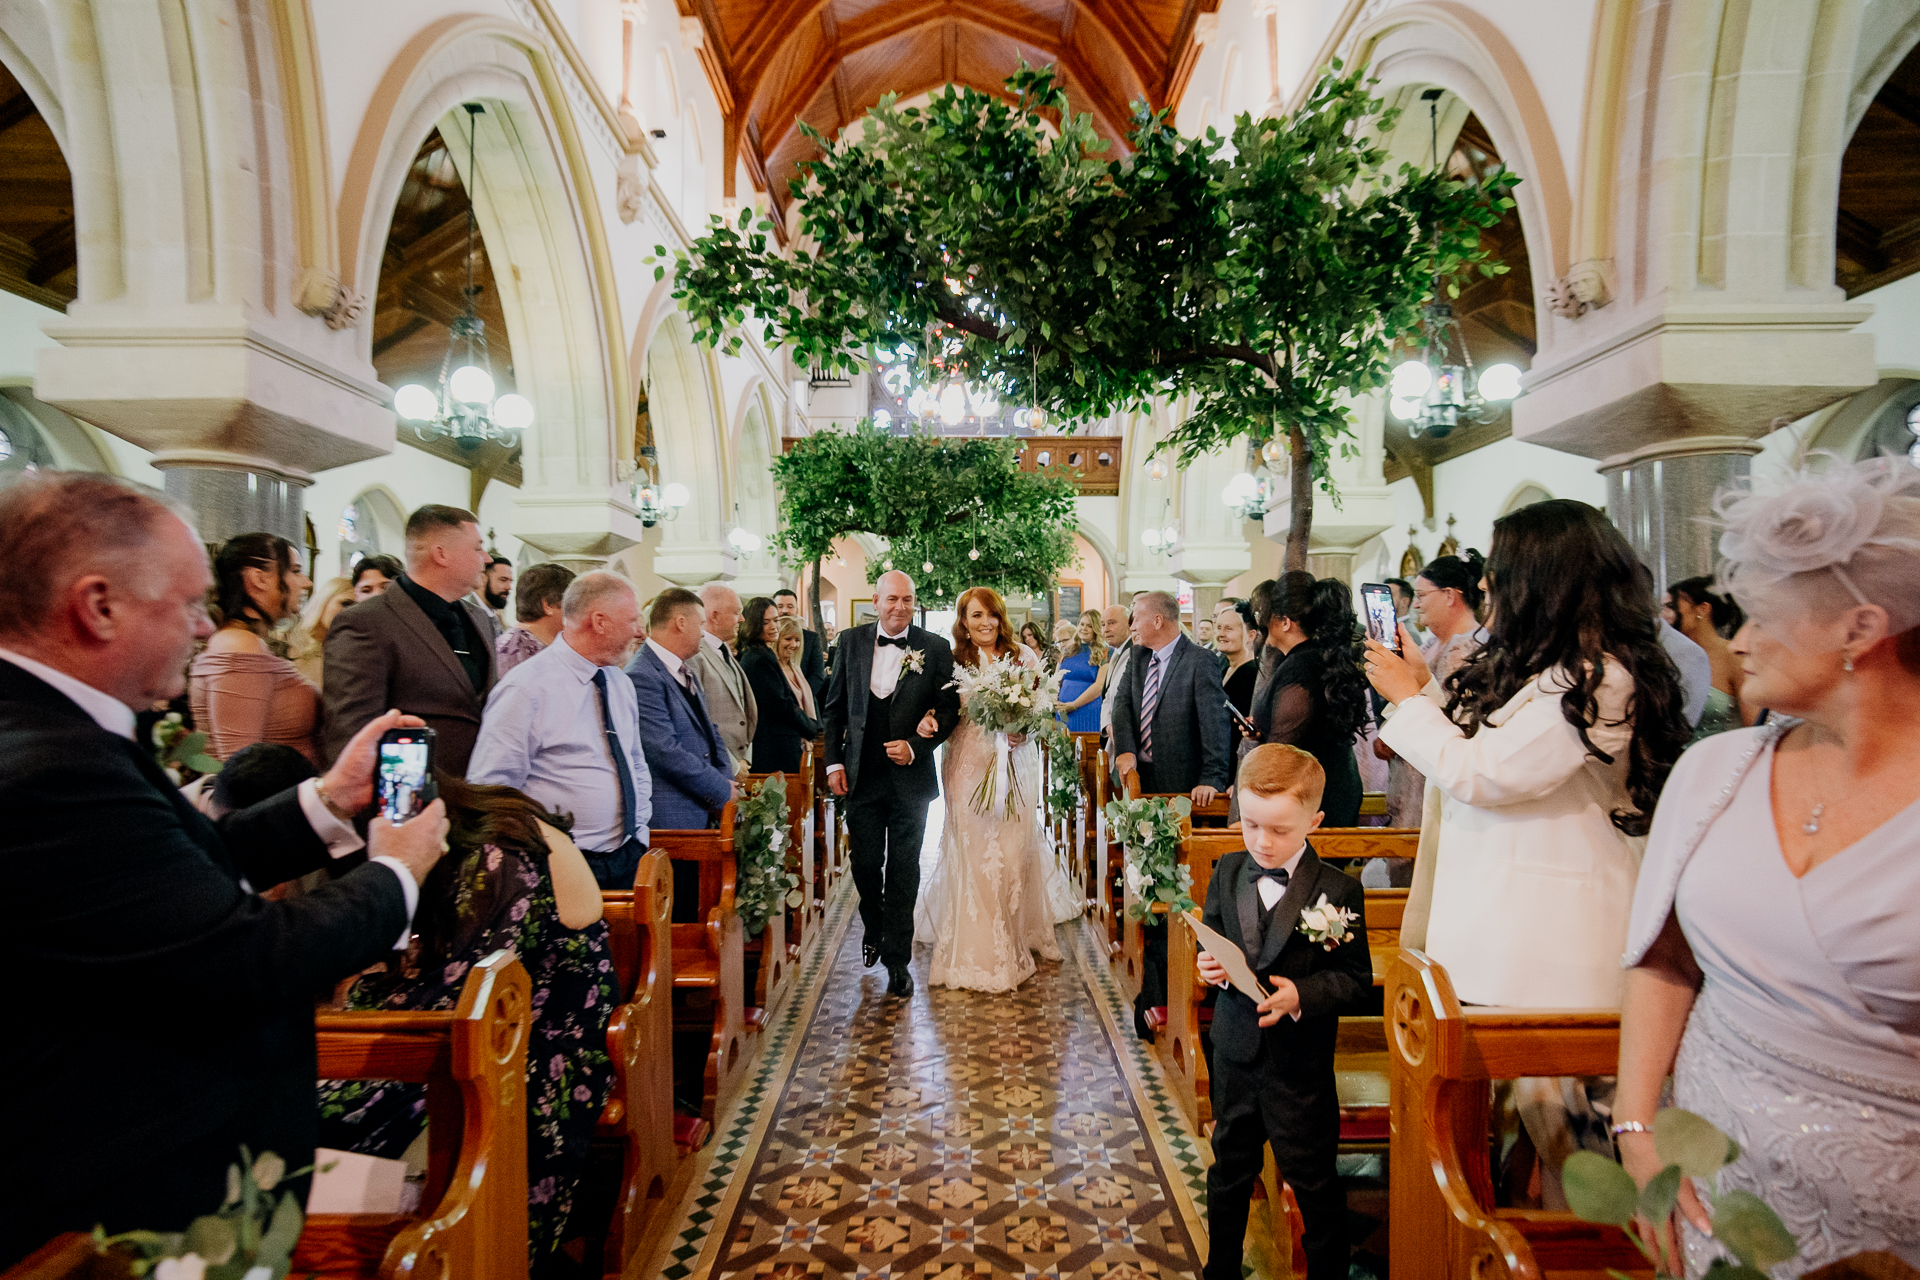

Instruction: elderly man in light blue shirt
[470,570,654,889]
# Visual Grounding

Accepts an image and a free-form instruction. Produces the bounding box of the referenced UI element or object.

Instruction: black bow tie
[1253,866,1291,885]
[876,633,909,648]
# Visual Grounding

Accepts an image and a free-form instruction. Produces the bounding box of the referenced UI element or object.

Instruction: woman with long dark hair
[189,533,322,763]
[318,771,612,1275]
[1364,499,1690,1008]
[1242,572,1370,825]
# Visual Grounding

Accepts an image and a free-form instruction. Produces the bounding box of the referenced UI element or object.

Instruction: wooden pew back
[1385,951,1641,1280]
[651,805,752,1125]
[298,951,532,1280]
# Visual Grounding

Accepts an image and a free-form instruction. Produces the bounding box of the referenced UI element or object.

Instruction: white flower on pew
[154,1257,207,1280]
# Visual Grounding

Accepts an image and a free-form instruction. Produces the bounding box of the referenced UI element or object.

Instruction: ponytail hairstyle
[1267,571,1371,744]
[211,533,299,633]
[1667,575,1744,637]
[1442,500,1690,836]
[1418,548,1487,615]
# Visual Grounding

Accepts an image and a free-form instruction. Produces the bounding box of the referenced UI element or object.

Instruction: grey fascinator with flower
[1714,456,1920,637]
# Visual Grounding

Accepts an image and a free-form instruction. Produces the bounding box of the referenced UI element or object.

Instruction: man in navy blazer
[1112,590,1232,802]
[625,586,738,831]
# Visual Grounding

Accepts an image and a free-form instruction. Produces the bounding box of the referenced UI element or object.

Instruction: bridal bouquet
[951,654,1063,817]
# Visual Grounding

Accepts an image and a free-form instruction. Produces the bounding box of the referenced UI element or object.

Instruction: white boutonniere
[902,648,926,675]
[1295,894,1360,951]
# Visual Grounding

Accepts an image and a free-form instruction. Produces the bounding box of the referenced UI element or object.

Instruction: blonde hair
[1236,743,1327,810]
[290,577,354,663]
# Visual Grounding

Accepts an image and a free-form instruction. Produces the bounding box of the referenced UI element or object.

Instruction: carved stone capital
[293,268,368,331]
[617,166,646,224]
[1545,259,1614,318]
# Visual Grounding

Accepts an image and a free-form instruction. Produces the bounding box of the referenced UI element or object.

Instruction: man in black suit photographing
[823,570,959,998]
[1197,744,1370,1280]
[0,473,450,1267]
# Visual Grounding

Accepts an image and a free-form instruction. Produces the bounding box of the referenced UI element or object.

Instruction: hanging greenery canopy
[658,62,1516,568]
[771,425,1078,606]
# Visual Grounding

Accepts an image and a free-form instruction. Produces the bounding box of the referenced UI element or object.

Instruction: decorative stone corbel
[293,268,368,331]
[680,16,704,50]
[617,164,646,224]
[1545,259,1614,318]
[1193,13,1219,44]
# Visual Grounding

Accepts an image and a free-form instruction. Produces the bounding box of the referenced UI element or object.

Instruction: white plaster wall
[0,291,162,485]
[304,452,524,579]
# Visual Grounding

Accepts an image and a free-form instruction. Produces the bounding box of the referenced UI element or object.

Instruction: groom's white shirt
[827,623,914,781]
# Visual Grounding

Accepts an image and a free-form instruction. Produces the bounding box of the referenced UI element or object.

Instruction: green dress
[1692,686,1740,742]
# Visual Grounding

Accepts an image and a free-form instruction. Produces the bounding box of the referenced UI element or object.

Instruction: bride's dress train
[914,682,1082,993]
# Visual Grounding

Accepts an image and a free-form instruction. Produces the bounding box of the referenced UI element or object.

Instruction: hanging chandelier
[393,103,533,447]
[1388,300,1521,439]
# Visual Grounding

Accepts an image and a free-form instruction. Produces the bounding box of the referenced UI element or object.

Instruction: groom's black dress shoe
[885,964,914,999]
[862,943,880,968]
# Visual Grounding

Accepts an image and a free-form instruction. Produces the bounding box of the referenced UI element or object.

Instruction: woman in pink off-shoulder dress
[189,533,323,765]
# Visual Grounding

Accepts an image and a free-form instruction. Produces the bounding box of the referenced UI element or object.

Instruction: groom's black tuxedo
[1199,846,1369,1280]
[823,623,961,967]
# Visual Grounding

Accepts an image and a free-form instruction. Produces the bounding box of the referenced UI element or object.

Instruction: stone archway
[638,302,730,586]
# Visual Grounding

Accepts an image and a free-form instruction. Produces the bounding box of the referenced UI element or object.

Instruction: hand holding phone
[377,727,437,824]
[1360,583,1403,657]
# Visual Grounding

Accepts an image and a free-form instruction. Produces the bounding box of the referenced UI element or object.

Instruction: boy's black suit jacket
[822,623,961,802]
[1200,846,1371,1070]
[0,660,409,1264]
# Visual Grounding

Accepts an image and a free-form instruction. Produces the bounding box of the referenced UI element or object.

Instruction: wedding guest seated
[626,586,739,830]
[495,561,576,677]
[207,742,318,818]
[0,471,446,1268]
[190,533,322,764]
[1619,458,1920,1277]
[318,772,611,1275]
[740,609,821,775]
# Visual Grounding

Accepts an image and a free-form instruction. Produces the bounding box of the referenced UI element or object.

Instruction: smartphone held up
[377,727,436,823]
[1360,583,1403,657]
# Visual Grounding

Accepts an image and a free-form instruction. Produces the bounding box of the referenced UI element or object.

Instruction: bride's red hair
[952,586,1017,669]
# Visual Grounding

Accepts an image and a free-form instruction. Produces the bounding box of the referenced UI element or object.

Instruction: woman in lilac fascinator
[1614,457,1920,1276]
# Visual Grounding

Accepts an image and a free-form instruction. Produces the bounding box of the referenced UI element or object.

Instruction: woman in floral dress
[317,773,615,1274]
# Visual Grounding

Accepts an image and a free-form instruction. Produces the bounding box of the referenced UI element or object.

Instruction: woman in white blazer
[1364,500,1693,1010]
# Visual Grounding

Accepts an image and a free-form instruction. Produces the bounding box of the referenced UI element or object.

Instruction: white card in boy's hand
[1182,913,1270,1004]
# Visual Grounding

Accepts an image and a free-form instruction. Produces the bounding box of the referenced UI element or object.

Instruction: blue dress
[1056,647,1101,732]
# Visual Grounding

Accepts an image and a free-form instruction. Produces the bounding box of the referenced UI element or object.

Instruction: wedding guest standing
[1665,574,1748,736]
[1097,604,1134,737]
[350,554,402,600]
[741,609,821,775]
[690,582,757,771]
[1055,609,1108,732]
[1214,600,1259,721]
[773,587,827,701]
[1615,459,1920,1276]
[1111,591,1231,804]
[494,562,575,677]
[1019,619,1057,669]
[1377,552,1488,828]
[190,533,322,764]
[289,577,353,689]
[1243,574,1368,826]
[625,587,738,829]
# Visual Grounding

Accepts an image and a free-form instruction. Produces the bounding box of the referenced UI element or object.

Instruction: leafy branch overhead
[770,425,1078,606]
[660,62,1517,566]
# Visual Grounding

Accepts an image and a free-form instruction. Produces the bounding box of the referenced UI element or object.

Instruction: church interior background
[4,0,1920,1277]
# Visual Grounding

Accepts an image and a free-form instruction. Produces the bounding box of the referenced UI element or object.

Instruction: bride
[913,586,1082,992]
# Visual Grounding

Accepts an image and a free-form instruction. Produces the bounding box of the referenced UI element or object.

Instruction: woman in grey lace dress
[1618,457,1920,1276]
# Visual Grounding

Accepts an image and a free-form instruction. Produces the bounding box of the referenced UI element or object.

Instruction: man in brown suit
[322,505,497,774]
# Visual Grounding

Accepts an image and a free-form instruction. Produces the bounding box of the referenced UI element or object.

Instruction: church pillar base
[153,451,310,545]
[1601,437,1761,593]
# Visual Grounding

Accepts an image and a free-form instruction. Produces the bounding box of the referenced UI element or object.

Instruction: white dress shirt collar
[701,629,729,652]
[646,636,688,678]
[876,621,911,642]
[1253,842,1309,910]
[551,632,602,681]
[0,647,138,739]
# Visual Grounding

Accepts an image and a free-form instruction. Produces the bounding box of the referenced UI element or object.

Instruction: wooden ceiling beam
[1873,80,1920,131]
[1071,0,1164,104]
[0,89,38,136]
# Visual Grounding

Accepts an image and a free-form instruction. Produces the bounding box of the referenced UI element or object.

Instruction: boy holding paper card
[1196,743,1370,1280]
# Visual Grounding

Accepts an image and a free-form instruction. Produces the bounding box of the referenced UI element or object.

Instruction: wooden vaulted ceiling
[680,0,1219,218]
[0,60,76,312]
[1836,40,1920,298]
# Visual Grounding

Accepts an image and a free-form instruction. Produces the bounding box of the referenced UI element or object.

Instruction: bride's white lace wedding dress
[914,643,1083,992]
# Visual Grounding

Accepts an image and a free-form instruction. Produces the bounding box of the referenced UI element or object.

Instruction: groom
[824,570,960,998]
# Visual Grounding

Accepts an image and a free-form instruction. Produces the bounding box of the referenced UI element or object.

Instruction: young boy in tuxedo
[1197,744,1371,1280]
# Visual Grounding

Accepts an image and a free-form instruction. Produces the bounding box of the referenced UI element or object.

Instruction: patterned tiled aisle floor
[701,922,1205,1280]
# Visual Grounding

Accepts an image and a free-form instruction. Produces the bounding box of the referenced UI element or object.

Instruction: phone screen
[1361,584,1402,656]
[377,729,434,823]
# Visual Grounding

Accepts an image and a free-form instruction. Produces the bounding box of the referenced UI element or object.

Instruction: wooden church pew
[596,850,696,1279]
[1094,748,1121,965]
[1385,951,1646,1280]
[293,950,532,1279]
[1114,769,1229,1004]
[652,804,756,1130]
[1070,731,1103,910]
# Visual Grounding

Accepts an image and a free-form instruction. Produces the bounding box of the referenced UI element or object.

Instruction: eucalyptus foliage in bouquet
[95,1148,313,1279]
[154,711,222,784]
[735,774,803,939]
[950,654,1063,817]
[1104,795,1195,922]
[1045,740,1080,825]
[1563,1108,1797,1279]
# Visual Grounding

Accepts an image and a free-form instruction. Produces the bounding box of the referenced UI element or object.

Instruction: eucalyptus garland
[1046,736,1080,825]
[1104,795,1196,923]
[735,774,801,939]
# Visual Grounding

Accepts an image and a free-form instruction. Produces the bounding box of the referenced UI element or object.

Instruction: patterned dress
[317,842,616,1267]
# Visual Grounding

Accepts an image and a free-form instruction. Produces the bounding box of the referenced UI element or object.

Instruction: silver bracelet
[1610,1121,1651,1136]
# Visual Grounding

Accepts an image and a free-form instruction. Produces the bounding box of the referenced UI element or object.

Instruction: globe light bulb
[871,409,892,430]
[1145,457,1170,482]
[1391,361,1432,400]
[1027,406,1046,431]
[971,387,1000,417]
[922,560,933,573]
[939,382,967,425]
[394,384,439,421]
[883,559,894,570]
[1477,363,1523,401]
[1141,528,1162,549]
[662,482,691,509]
[1162,525,1179,547]
[1261,436,1287,466]
[492,393,534,432]
[449,365,495,405]
[1224,472,1257,505]
[908,388,938,417]
[968,547,980,560]
[1390,396,1420,422]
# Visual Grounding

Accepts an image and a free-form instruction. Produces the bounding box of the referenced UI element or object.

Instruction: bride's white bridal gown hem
[914,667,1081,994]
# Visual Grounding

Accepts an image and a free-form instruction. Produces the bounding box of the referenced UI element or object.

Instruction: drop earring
[1843,654,1855,672]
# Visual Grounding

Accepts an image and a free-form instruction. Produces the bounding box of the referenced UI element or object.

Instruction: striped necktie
[1140,649,1164,763]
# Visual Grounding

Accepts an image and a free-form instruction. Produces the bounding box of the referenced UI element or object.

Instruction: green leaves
[1712,1192,1797,1271]
[1562,1151,1639,1227]
[1654,1107,1739,1179]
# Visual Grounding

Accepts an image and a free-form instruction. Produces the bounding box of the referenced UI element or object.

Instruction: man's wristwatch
[312,776,357,822]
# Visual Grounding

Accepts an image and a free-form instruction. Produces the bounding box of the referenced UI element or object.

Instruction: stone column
[1601,438,1758,594]
[1307,547,1361,585]
[154,454,309,544]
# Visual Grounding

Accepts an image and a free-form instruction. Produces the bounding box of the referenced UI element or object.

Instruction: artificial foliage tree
[771,425,1078,608]
[661,62,1517,567]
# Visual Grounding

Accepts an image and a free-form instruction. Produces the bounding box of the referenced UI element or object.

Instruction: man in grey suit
[688,581,757,771]
[1111,590,1232,805]
[322,505,497,775]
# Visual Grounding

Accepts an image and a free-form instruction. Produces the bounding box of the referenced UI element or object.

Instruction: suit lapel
[1233,857,1264,969]
[387,584,473,693]
[1257,846,1325,969]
